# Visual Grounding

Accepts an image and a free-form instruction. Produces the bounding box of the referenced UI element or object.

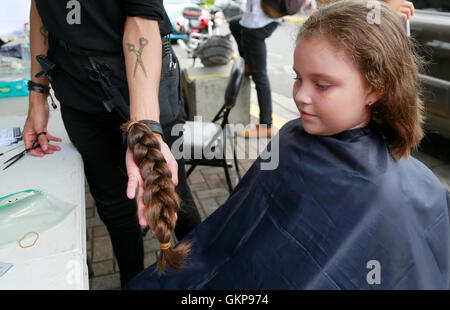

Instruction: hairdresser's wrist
[29,90,48,107]
[122,120,164,149]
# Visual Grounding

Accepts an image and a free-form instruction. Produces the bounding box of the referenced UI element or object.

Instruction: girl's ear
[366,86,381,107]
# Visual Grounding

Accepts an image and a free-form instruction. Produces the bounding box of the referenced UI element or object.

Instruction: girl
[125,0,450,289]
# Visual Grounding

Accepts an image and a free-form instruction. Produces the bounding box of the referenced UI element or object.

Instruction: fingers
[158,139,179,186]
[126,173,148,226]
[29,143,61,156]
[29,148,45,157]
[125,147,148,226]
[136,182,148,226]
[126,175,138,199]
[23,126,62,156]
[399,7,412,20]
[405,1,415,15]
[32,131,61,155]
[138,203,148,226]
[46,132,62,143]
[398,1,414,21]
[170,160,179,187]
[36,131,49,152]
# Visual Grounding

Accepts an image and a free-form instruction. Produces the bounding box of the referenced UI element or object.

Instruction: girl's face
[292,36,378,136]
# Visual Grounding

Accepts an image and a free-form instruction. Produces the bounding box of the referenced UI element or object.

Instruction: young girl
[125,0,450,289]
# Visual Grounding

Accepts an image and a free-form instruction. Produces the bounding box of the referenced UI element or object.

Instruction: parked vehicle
[410,1,450,139]
[164,0,205,41]
[178,5,236,67]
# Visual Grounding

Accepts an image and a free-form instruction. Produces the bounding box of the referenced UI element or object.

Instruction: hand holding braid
[121,120,193,275]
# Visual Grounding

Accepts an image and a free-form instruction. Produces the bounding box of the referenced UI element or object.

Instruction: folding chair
[183,57,245,193]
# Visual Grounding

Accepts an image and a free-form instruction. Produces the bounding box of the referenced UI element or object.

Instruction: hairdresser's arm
[123,16,178,226]
[23,0,62,157]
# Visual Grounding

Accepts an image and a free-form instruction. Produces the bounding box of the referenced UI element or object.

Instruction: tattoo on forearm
[127,37,149,77]
[40,26,48,45]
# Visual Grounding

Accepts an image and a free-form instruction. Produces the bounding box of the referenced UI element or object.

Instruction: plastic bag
[0,189,75,248]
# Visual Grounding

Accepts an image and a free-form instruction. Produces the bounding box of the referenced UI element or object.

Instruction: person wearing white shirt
[229,0,282,138]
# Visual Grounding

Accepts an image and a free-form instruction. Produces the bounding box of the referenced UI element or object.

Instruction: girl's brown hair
[297,0,425,160]
[121,121,192,275]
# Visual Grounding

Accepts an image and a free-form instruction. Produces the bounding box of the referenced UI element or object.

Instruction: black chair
[183,57,245,192]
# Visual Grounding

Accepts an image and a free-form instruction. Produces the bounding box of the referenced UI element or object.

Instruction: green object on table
[0,78,29,98]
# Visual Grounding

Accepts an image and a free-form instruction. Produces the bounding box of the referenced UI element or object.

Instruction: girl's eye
[294,77,302,83]
[316,83,330,90]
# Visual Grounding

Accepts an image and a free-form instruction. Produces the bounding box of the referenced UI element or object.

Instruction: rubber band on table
[18,232,39,248]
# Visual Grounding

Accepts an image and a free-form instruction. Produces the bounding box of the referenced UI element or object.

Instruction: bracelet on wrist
[138,120,164,138]
[122,120,164,148]
[28,80,50,95]
[28,80,58,110]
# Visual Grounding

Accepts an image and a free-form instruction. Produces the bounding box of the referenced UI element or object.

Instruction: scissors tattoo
[127,37,149,77]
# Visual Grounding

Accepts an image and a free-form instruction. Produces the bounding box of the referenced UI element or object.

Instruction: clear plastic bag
[0,189,75,248]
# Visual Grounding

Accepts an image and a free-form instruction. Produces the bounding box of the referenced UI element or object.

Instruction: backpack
[195,37,234,67]
[260,0,303,18]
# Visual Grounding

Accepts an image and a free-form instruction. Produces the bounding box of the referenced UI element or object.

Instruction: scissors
[87,61,114,98]
[3,132,46,170]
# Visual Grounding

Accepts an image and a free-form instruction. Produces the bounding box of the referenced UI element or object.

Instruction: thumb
[37,131,49,151]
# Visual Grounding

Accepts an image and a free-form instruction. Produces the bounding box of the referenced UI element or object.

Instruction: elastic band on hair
[126,121,140,132]
[160,242,171,250]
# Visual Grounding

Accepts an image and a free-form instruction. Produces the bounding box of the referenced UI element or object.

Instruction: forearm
[123,16,162,122]
[29,0,49,105]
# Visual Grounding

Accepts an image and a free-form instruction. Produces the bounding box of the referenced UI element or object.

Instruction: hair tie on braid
[126,121,140,132]
[160,242,171,250]
[120,120,193,275]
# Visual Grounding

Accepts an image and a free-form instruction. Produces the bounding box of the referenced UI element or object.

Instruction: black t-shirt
[35,0,173,53]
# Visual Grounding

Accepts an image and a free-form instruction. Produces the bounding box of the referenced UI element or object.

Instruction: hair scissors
[3,132,46,170]
[87,61,114,97]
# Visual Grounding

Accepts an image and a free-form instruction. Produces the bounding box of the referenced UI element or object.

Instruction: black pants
[229,19,278,126]
[52,44,201,288]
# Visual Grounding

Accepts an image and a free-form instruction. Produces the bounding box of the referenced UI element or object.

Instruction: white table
[0,95,88,289]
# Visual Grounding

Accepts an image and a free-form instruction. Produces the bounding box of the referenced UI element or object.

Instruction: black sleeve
[124,0,165,21]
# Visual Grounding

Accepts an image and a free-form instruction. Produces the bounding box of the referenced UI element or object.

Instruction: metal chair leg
[222,132,233,193]
[223,158,233,193]
[232,131,241,181]
[186,163,198,177]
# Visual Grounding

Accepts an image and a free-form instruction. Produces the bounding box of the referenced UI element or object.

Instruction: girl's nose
[293,84,313,106]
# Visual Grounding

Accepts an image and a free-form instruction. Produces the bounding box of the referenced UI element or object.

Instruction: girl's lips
[300,110,316,120]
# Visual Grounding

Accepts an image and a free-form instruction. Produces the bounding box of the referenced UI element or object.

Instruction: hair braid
[121,121,193,275]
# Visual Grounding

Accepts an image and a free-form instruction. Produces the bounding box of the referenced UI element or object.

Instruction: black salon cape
[125,119,450,290]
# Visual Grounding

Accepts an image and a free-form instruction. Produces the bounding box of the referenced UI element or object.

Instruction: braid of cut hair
[121,121,192,275]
